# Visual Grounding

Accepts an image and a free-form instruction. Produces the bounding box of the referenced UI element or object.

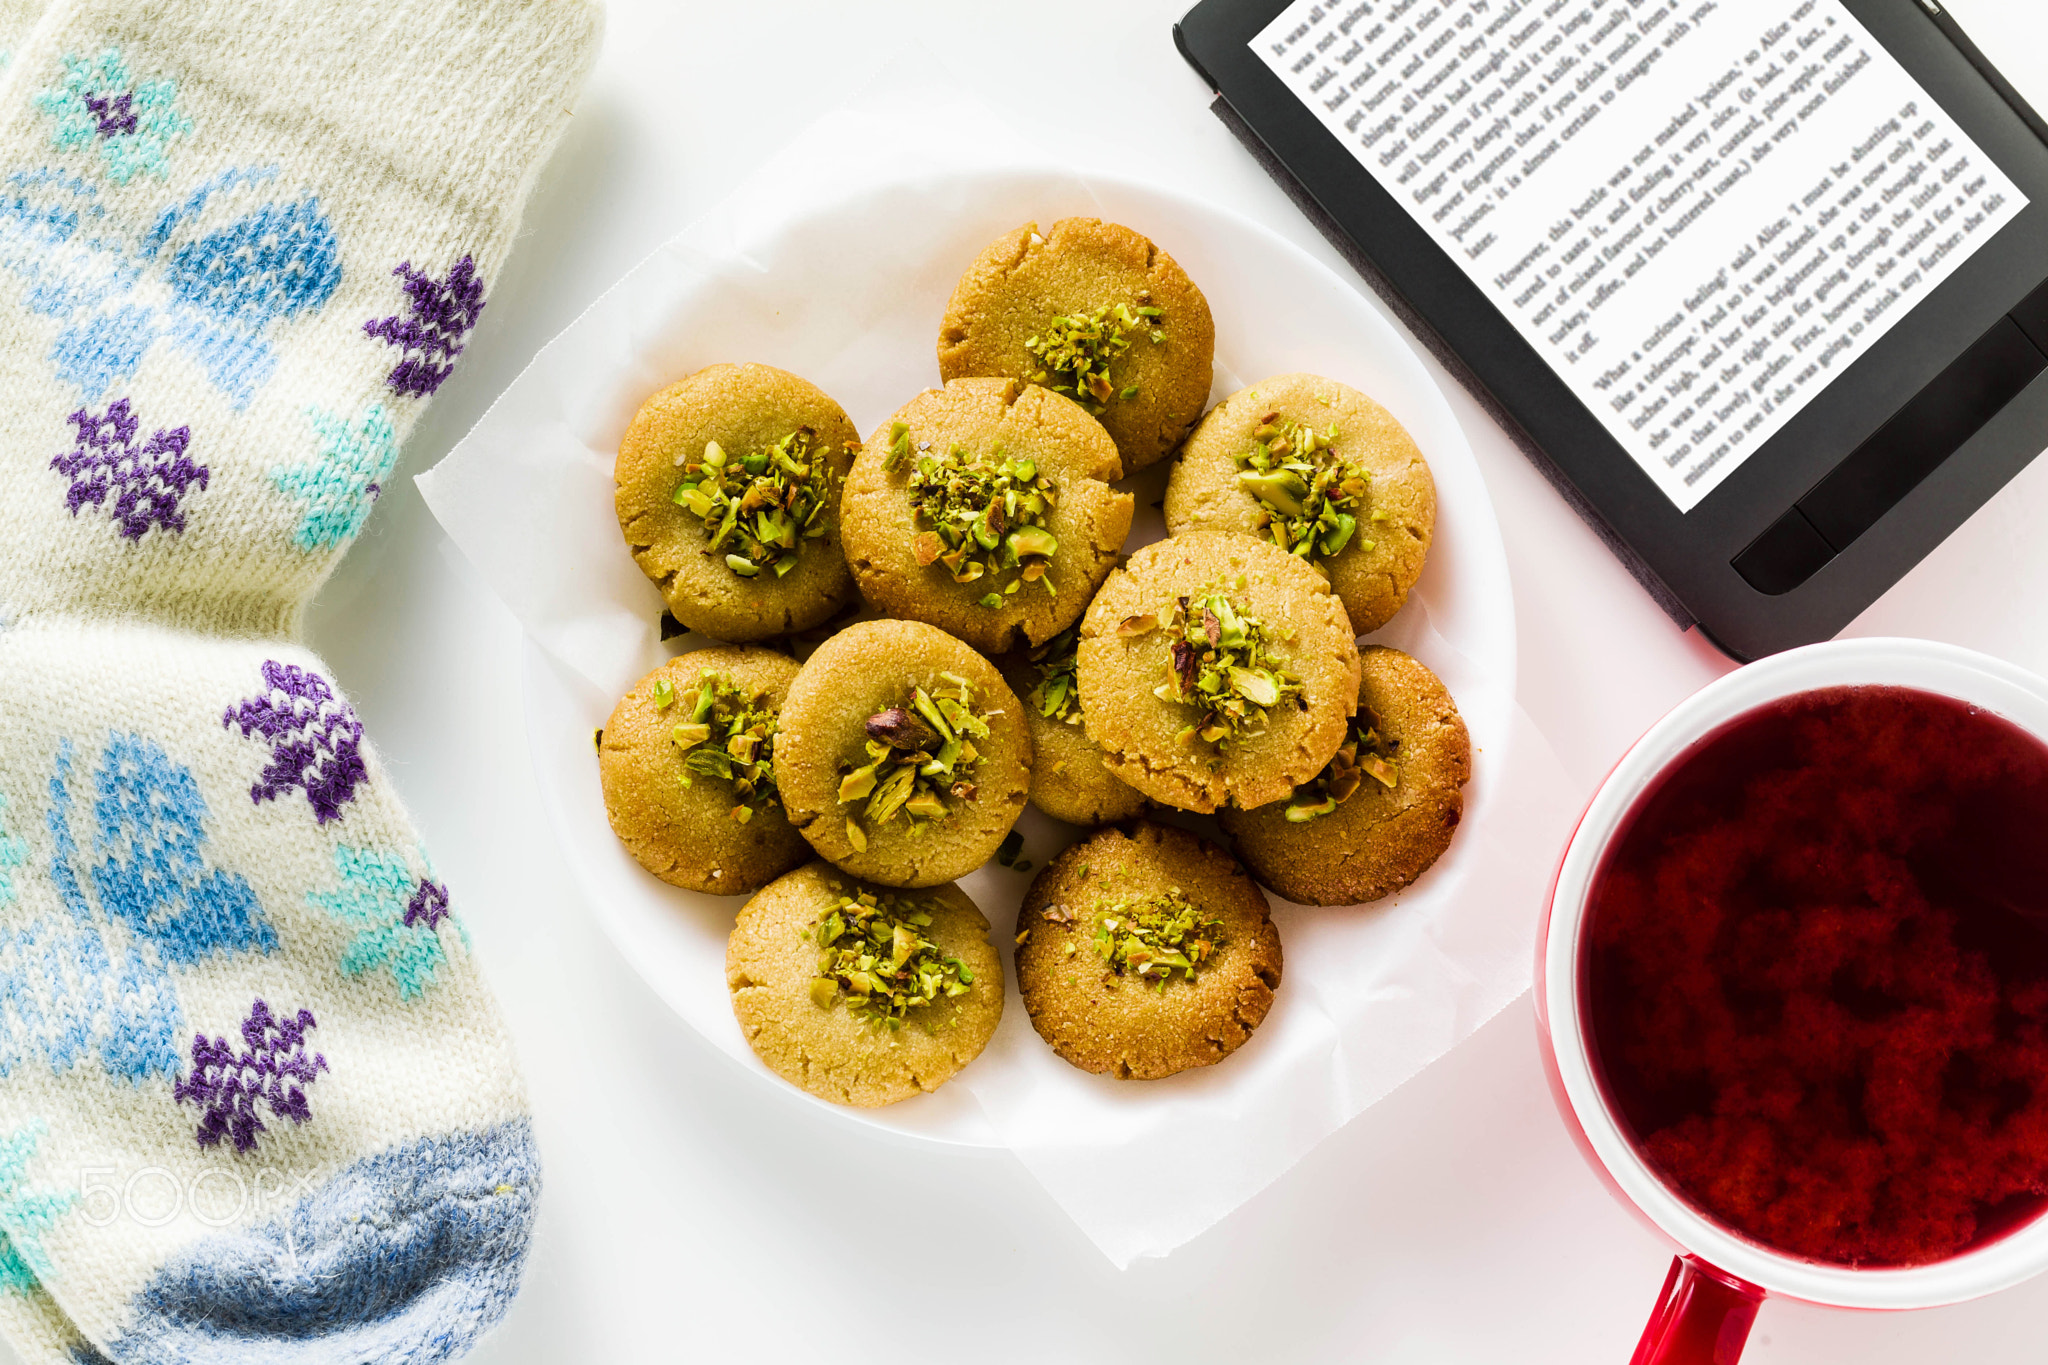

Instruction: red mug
[1535,638,2048,1363]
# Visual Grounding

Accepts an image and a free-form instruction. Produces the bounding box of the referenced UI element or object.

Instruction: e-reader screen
[1252,0,2028,511]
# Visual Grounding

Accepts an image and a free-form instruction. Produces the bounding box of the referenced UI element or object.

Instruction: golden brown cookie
[774,619,1032,887]
[1014,822,1281,1079]
[841,378,1132,656]
[1076,528,1362,814]
[937,217,1214,475]
[1221,647,1470,905]
[615,362,860,642]
[727,862,1003,1107]
[1164,375,1435,635]
[599,646,807,896]
[1000,626,1147,827]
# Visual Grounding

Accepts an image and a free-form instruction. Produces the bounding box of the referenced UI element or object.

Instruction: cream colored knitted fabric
[0,1,600,1362]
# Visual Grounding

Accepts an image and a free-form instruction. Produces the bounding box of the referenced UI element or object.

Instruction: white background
[23,1,2048,1361]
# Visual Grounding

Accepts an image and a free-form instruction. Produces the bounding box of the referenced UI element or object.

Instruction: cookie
[1014,822,1281,1080]
[1221,647,1470,905]
[598,645,807,896]
[615,362,860,642]
[937,217,1214,475]
[774,618,1032,887]
[726,862,1003,1107]
[1164,374,1435,635]
[841,378,1133,655]
[1076,528,1361,814]
[1001,626,1147,827]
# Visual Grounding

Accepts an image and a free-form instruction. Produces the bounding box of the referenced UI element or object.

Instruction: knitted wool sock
[0,2,600,1362]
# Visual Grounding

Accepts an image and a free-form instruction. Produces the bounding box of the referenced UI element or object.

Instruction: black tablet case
[1176,0,2048,659]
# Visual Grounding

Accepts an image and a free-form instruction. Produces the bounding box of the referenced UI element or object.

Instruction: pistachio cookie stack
[601,214,1472,1104]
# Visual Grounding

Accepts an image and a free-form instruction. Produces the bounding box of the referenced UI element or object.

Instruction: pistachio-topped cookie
[774,619,1032,887]
[726,862,1004,1107]
[1165,375,1435,635]
[1076,528,1361,813]
[599,645,807,895]
[937,218,1215,475]
[1001,625,1147,827]
[841,378,1133,655]
[1015,822,1281,1079]
[1221,646,1470,905]
[615,363,860,642]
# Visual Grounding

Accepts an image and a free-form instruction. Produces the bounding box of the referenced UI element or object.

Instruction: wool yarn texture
[0,0,601,1360]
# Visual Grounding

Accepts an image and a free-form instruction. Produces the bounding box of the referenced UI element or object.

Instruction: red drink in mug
[1538,639,2048,1363]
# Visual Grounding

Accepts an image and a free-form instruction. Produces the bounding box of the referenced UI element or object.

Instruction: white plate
[516,167,1515,1147]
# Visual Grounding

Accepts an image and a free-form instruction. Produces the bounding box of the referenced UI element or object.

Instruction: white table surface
[39,2,2048,1361]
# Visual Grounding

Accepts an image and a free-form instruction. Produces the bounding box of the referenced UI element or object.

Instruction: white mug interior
[1544,637,2048,1310]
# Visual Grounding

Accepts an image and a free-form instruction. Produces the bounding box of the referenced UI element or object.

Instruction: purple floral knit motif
[362,254,485,399]
[84,90,138,138]
[404,877,451,932]
[173,1000,327,1153]
[50,400,206,540]
[221,661,367,824]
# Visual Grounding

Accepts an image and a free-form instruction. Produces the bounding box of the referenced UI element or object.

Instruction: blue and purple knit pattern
[0,11,566,1359]
[364,254,486,398]
[102,1120,540,1365]
[173,1000,326,1153]
[221,660,367,825]
[49,399,205,540]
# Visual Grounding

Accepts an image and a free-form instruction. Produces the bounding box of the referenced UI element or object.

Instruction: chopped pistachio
[1090,890,1225,989]
[651,678,676,710]
[865,706,934,751]
[1116,613,1159,638]
[882,421,913,472]
[809,887,974,1029]
[1231,413,1372,566]
[1026,624,1082,725]
[668,670,781,821]
[671,427,842,580]
[1153,588,1303,752]
[1023,301,1160,414]
[899,442,1060,608]
[1283,706,1400,822]
[838,680,995,844]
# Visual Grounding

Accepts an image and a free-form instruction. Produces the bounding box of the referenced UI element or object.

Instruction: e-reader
[1176,0,2048,659]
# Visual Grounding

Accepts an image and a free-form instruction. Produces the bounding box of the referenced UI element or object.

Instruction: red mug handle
[1630,1257,1765,1365]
